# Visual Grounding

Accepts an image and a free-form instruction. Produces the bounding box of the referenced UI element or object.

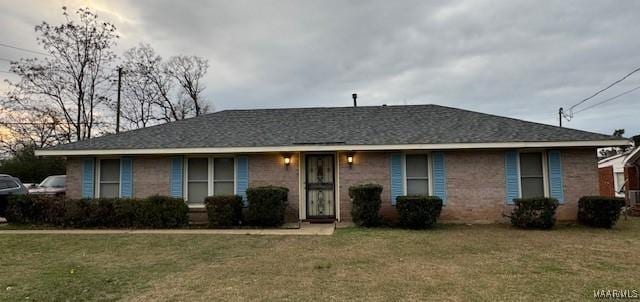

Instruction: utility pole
[558,107,563,128]
[116,67,122,133]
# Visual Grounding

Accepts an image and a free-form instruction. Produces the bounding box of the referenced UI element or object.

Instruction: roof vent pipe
[352,93,357,107]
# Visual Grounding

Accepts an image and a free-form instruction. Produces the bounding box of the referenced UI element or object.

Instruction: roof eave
[35,139,631,156]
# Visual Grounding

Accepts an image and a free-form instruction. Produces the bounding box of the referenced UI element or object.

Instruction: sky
[1,0,639,137]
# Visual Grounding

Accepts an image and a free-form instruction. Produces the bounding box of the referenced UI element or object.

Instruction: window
[186,157,235,205]
[519,152,544,198]
[0,179,19,191]
[406,154,429,195]
[614,172,625,196]
[99,159,120,198]
[213,158,234,195]
[187,158,208,205]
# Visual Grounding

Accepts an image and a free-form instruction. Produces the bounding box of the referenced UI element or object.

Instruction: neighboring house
[622,147,640,207]
[35,105,629,223]
[598,152,629,198]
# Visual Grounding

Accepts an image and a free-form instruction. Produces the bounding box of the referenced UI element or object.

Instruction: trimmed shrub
[5,195,65,225]
[245,186,289,227]
[5,195,188,228]
[62,199,90,227]
[396,196,443,229]
[578,196,625,228]
[0,196,8,217]
[510,197,559,229]
[349,183,383,227]
[141,195,189,228]
[205,195,243,227]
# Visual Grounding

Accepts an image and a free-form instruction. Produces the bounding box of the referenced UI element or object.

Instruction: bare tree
[116,46,161,129]
[3,7,118,144]
[166,55,210,116]
[119,44,210,126]
[0,106,69,157]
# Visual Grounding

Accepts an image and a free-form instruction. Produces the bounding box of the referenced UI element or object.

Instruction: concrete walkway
[0,222,335,236]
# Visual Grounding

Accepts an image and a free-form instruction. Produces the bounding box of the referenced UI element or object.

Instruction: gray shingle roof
[49,104,619,150]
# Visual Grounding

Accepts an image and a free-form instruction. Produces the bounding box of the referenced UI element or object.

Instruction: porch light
[284,155,291,167]
[347,154,354,168]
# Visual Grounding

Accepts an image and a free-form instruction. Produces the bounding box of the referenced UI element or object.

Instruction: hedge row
[5,195,188,228]
[578,196,625,228]
[510,196,627,229]
[205,186,289,227]
[396,196,443,229]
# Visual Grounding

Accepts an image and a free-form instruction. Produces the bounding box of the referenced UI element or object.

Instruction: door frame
[299,152,340,221]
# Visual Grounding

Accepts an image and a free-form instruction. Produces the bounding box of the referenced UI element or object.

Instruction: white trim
[300,152,338,220]
[624,146,640,166]
[95,157,121,198]
[183,155,236,207]
[35,140,630,156]
[335,153,341,222]
[403,152,433,196]
[298,152,306,220]
[517,150,549,198]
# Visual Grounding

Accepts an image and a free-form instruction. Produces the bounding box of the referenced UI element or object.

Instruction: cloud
[1,0,639,136]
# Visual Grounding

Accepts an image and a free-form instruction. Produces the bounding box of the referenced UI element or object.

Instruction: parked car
[0,174,28,217]
[29,175,66,196]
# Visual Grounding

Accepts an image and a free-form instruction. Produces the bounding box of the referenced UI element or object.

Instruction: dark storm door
[306,154,336,219]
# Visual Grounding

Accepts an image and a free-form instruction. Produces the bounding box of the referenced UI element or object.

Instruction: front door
[306,154,335,219]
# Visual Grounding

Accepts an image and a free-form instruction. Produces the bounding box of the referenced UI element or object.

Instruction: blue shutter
[120,157,133,198]
[82,158,95,198]
[170,156,183,198]
[432,152,447,204]
[236,156,249,206]
[504,150,520,204]
[390,153,404,206]
[547,150,564,203]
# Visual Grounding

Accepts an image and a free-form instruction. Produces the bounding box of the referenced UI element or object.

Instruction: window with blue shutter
[120,157,133,198]
[236,156,249,206]
[82,158,95,198]
[390,153,404,205]
[432,151,447,204]
[547,150,564,203]
[504,150,520,204]
[170,156,184,198]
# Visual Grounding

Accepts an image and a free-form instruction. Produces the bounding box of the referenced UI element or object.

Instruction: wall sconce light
[283,155,291,169]
[347,153,354,168]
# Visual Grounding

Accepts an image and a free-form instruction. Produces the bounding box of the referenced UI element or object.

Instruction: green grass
[1,219,639,301]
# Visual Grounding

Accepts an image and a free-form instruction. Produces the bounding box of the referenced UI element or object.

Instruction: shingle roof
[49,104,620,151]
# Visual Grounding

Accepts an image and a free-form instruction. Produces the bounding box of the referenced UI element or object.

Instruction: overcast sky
[1,0,639,136]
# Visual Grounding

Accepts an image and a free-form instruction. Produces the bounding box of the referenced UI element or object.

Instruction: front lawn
[1,219,639,301]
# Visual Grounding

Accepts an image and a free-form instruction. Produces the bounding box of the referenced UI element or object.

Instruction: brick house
[598,153,629,198]
[36,105,629,223]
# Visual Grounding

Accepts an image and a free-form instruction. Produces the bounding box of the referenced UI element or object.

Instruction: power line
[568,66,640,111]
[573,84,640,114]
[0,42,52,57]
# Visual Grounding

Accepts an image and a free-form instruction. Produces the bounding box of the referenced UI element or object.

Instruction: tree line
[0,7,210,156]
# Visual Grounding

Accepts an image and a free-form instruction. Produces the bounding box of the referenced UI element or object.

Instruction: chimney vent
[352,93,357,107]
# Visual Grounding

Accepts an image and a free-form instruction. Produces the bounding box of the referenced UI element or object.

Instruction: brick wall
[132,156,171,198]
[338,152,392,222]
[598,166,615,197]
[443,150,507,223]
[66,156,172,199]
[625,166,639,191]
[248,153,300,222]
[66,157,83,199]
[557,148,598,220]
[65,148,599,223]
